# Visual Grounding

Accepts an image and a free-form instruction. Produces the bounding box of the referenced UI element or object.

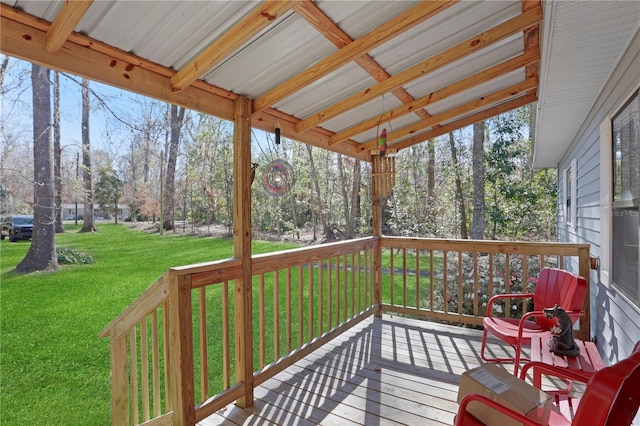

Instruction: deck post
[233,95,254,407]
[372,156,382,317]
[577,246,591,341]
[109,333,129,426]
[170,274,195,426]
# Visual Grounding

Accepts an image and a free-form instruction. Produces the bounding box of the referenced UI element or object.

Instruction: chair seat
[483,317,547,346]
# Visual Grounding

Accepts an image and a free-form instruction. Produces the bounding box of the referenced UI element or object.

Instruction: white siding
[556,27,640,364]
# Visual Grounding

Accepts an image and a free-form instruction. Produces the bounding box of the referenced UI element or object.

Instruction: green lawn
[0,224,297,426]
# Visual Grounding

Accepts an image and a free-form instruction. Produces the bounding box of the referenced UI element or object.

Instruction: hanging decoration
[262,159,292,196]
[250,162,259,185]
[371,97,397,196]
[275,126,281,145]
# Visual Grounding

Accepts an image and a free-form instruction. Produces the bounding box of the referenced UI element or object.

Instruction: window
[563,159,576,228]
[611,90,639,307]
[565,167,572,224]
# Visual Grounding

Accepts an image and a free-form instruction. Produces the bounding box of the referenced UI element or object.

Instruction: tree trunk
[349,159,361,238]
[163,105,185,231]
[337,155,352,238]
[53,71,64,233]
[16,64,58,273]
[305,144,328,238]
[470,121,485,240]
[80,78,96,232]
[448,132,468,239]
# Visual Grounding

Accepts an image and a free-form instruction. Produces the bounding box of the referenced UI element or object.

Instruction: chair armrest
[455,394,541,426]
[485,293,535,316]
[519,361,593,384]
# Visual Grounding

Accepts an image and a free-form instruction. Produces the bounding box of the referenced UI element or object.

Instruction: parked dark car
[1,215,34,242]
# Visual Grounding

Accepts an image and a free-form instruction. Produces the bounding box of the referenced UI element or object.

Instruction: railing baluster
[273,271,280,359]
[308,263,314,342]
[458,250,463,315]
[350,253,355,318]
[390,247,395,306]
[259,273,266,368]
[429,250,434,311]
[402,248,407,307]
[298,265,304,346]
[286,267,292,353]
[318,259,324,335]
[222,281,230,390]
[140,318,150,422]
[416,249,421,310]
[443,251,448,314]
[473,252,478,317]
[343,254,348,320]
[199,287,208,400]
[328,257,333,330]
[129,328,138,425]
[505,253,511,318]
[151,309,160,418]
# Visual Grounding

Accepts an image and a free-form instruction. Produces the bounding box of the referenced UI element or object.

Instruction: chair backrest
[532,268,587,329]
[572,343,640,426]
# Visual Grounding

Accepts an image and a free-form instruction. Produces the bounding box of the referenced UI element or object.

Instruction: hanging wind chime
[372,109,396,197]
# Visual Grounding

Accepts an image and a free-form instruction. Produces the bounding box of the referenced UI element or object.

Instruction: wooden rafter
[0,7,361,160]
[330,49,540,145]
[296,4,543,134]
[294,1,431,122]
[522,0,541,80]
[252,0,458,113]
[356,91,537,159]
[171,1,298,92]
[361,77,538,151]
[45,0,93,53]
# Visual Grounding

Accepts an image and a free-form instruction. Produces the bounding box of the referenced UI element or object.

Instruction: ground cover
[0,224,296,425]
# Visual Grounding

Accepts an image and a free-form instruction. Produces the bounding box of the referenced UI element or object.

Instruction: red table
[524,334,605,391]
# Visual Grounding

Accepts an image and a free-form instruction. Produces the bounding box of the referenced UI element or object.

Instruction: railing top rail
[252,237,377,275]
[380,236,590,255]
[99,272,170,339]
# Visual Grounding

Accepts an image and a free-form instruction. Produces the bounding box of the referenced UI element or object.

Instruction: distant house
[534,8,639,363]
[60,203,130,221]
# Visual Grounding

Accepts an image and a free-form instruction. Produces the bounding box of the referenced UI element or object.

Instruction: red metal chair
[480,267,588,375]
[456,342,640,426]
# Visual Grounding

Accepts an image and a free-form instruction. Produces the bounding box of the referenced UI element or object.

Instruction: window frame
[602,88,640,310]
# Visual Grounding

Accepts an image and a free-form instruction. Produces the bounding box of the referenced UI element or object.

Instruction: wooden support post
[233,95,254,407]
[372,156,382,317]
[110,334,129,426]
[577,246,591,341]
[170,274,195,426]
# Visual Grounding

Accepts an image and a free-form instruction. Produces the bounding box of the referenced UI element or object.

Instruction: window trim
[602,87,640,311]
[564,160,576,228]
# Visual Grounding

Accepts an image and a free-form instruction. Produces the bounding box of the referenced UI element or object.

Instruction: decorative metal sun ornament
[262,159,293,196]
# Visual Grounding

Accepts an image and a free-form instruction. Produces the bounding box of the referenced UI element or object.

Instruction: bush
[56,247,95,265]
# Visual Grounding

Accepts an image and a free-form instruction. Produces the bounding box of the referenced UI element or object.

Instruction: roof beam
[0,9,361,160]
[330,49,540,145]
[46,0,93,53]
[295,4,543,134]
[360,77,538,151]
[375,90,537,156]
[170,1,298,93]
[522,0,541,80]
[252,0,458,113]
[294,1,431,121]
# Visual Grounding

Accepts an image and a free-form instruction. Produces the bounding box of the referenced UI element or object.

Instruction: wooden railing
[100,236,590,425]
[378,237,591,338]
[100,238,376,426]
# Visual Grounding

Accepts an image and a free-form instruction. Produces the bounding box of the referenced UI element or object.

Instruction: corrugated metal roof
[4,0,630,163]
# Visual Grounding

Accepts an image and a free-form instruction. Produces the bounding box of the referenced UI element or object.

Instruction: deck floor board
[199,314,524,425]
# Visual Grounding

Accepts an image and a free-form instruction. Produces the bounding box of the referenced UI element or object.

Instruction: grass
[0,223,297,426]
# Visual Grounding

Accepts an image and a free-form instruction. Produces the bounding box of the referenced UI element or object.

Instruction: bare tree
[305,144,328,239]
[16,64,58,273]
[53,71,64,233]
[162,104,185,231]
[470,120,485,240]
[80,78,96,232]
[448,132,468,239]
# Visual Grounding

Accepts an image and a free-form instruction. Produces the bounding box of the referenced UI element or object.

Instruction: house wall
[556,26,639,365]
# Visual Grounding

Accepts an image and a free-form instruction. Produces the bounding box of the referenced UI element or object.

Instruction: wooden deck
[199,314,521,426]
